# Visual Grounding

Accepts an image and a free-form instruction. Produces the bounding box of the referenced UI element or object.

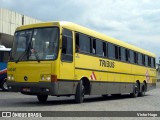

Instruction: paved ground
[0,83,160,120]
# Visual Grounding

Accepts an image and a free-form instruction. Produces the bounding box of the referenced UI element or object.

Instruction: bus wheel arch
[81,77,91,95]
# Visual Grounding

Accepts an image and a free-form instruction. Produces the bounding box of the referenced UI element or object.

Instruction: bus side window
[145,55,148,66]
[96,39,103,56]
[134,52,138,64]
[148,56,151,67]
[129,50,134,63]
[103,42,107,57]
[125,49,130,62]
[120,47,126,62]
[115,46,119,60]
[76,33,80,52]
[3,51,10,62]
[138,53,142,65]
[92,39,96,54]
[153,58,156,68]
[0,51,10,62]
[151,57,155,68]
[108,43,115,59]
[142,54,145,66]
[61,29,73,62]
[77,33,91,54]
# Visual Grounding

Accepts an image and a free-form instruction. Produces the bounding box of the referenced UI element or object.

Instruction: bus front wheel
[37,95,48,103]
[75,80,85,103]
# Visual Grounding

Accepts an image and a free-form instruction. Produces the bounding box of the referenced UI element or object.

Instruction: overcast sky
[1,0,160,62]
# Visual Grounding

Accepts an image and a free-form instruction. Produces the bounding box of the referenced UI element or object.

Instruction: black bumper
[7,81,58,95]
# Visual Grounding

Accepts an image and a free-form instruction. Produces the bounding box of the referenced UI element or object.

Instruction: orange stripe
[92,72,97,80]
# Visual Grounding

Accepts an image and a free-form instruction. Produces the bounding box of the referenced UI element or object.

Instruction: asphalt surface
[0,83,160,120]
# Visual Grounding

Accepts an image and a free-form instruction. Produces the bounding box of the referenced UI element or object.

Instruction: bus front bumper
[7,81,58,95]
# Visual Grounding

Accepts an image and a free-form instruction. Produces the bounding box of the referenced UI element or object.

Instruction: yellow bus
[7,21,157,103]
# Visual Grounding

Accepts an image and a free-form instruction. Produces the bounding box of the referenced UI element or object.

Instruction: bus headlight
[41,75,45,81]
[11,76,14,81]
[46,76,51,81]
[7,75,11,80]
[8,75,14,81]
[40,75,51,81]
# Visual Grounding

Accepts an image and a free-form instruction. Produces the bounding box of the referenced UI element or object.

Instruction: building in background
[0,8,42,48]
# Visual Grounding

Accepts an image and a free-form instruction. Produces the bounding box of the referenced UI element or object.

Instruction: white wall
[0,8,42,35]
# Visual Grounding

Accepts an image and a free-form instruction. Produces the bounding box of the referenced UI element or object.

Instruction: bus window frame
[61,28,73,62]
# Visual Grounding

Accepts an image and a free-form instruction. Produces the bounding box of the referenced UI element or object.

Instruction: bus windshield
[10,27,59,62]
[0,51,10,62]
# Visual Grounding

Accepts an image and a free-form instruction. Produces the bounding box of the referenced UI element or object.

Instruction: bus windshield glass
[0,51,10,62]
[10,27,59,61]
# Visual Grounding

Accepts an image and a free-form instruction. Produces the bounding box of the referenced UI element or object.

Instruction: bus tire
[1,79,8,91]
[139,84,146,97]
[37,95,48,103]
[130,82,139,98]
[75,80,85,103]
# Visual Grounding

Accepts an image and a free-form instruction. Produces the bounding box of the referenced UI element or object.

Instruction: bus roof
[16,21,155,58]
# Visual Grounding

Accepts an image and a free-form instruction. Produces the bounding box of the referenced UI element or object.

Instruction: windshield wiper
[15,30,40,63]
[31,48,40,63]
[15,49,28,63]
[15,48,40,63]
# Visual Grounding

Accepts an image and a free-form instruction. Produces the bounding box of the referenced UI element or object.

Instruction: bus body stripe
[0,69,7,74]
[92,72,97,80]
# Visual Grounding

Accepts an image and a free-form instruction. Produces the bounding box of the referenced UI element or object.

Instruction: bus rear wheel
[75,80,85,103]
[37,95,48,103]
[130,82,139,98]
[139,84,146,97]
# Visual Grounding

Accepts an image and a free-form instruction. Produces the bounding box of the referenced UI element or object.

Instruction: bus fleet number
[99,59,115,68]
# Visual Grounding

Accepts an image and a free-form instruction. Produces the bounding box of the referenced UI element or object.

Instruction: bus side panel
[0,62,7,81]
[90,81,107,95]
[107,73,120,94]
[57,81,77,95]
[120,74,133,93]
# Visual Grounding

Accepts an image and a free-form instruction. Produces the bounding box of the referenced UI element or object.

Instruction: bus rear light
[51,75,57,82]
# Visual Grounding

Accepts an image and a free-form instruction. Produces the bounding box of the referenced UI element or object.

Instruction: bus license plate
[22,88,31,92]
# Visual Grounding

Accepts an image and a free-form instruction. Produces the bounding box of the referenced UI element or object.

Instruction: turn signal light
[51,75,57,82]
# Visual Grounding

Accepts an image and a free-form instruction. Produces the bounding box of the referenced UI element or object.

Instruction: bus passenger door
[59,29,75,94]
